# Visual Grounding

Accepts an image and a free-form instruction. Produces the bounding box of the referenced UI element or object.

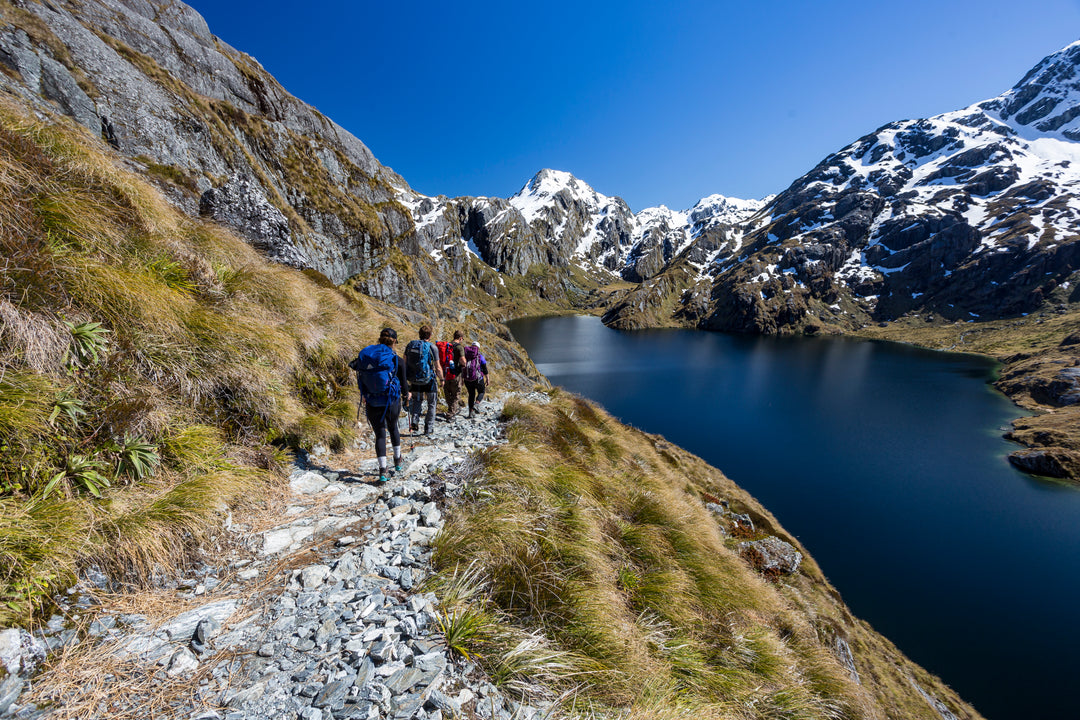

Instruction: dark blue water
[506,315,1080,720]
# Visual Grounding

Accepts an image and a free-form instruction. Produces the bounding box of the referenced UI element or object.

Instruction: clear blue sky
[184,0,1079,212]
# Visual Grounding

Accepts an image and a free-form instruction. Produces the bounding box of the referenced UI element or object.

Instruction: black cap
[381,327,397,339]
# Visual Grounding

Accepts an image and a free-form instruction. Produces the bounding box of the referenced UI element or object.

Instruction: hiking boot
[378,473,390,483]
[394,463,403,474]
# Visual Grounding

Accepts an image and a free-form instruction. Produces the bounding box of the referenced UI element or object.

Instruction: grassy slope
[0,99,535,624]
[432,393,981,719]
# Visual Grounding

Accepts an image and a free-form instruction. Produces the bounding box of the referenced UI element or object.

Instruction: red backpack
[436,341,457,376]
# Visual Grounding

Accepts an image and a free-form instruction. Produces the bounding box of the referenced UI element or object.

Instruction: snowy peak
[686,194,770,238]
[501,169,769,282]
[504,168,634,270]
[689,194,768,227]
[634,205,688,236]
[509,168,626,227]
[400,166,769,287]
[515,168,592,204]
[981,41,1080,138]
[678,38,1080,334]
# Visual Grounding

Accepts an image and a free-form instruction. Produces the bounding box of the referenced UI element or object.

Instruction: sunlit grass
[0,97,389,622]
[0,92,560,629]
[431,394,948,717]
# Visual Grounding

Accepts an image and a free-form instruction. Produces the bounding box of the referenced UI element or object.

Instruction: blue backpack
[351,344,400,407]
[404,339,435,385]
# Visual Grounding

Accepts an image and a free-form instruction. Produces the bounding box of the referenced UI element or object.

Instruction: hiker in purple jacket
[461,342,488,418]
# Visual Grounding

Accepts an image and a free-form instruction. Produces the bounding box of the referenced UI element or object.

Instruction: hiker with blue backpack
[461,341,488,419]
[351,327,409,483]
[405,324,444,435]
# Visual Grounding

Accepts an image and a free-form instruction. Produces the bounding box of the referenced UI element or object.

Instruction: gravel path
[1,393,556,720]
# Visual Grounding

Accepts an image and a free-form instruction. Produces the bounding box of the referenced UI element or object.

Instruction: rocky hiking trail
[1,393,557,720]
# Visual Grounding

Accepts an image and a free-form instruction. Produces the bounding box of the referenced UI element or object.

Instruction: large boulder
[738,536,803,575]
[1008,448,1078,479]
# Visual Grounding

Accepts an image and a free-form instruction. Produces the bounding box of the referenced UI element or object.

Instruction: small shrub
[111,434,159,481]
[48,389,85,427]
[437,606,495,660]
[57,454,110,497]
[63,320,109,367]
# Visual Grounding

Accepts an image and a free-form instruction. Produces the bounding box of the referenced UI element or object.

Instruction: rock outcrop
[0,0,416,288]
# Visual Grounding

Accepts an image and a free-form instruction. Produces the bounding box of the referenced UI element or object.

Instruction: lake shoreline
[526,305,1080,484]
[507,315,1080,720]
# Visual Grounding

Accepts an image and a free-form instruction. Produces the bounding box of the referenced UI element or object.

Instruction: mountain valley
[0,1,1077,717]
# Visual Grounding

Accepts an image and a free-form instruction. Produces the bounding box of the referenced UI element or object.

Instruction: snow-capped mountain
[403,40,1080,333]
[624,195,770,282]
[605,41,1080,332]
[399,168,765,285]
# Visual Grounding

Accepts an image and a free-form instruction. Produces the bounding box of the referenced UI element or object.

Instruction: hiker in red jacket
[439,330,465,421]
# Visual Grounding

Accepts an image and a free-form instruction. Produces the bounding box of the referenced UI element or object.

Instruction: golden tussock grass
[23,627,239,720]
[0,96,408,623]
[431,393,979,719]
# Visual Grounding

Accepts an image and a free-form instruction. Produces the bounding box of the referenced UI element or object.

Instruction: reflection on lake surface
[507,315,1080,720]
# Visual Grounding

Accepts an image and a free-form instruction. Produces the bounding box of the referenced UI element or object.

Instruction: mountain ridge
[605,40,1080,334]
[3,0,1075,334]
[402,166,767,287]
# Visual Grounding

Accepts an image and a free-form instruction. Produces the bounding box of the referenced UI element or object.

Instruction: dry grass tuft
[0,299,68,373]
[25,632,234,720]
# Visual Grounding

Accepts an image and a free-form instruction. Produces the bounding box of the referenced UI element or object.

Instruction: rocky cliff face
[0,0,419,291]
[399,170,636,283]
[611,41,1080,333]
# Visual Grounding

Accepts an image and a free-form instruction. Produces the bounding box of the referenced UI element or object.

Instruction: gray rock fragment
[167,647,200,676]
[0,674,24,715]
[300,564,332,589]
[738,536,803,575]
[0,629,46,676]
[312,680,350,709]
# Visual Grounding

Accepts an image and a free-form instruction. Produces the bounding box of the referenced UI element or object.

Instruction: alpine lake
[506,314,1080,720]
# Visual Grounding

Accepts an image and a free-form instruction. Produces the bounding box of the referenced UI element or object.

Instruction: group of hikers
[349,325,490,482]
